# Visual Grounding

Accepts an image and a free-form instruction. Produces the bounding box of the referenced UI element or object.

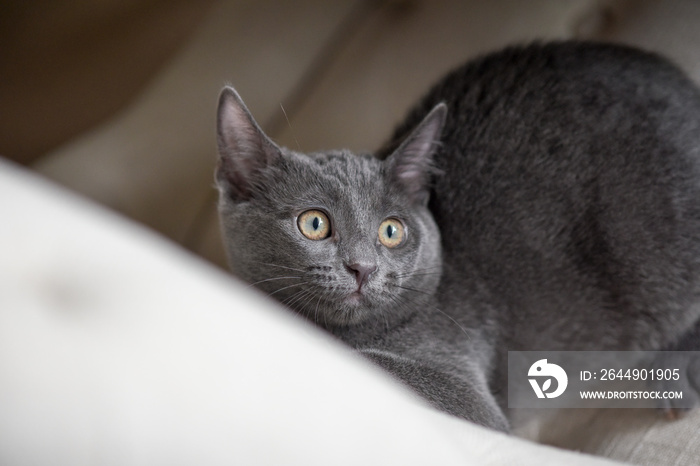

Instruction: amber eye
[298,210,331,240]
[378,218,406,248]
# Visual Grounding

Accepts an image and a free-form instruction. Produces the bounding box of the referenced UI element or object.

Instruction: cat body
[216,42,700,431]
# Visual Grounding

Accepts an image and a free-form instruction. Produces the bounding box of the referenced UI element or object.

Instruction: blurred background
[3,0,700,269]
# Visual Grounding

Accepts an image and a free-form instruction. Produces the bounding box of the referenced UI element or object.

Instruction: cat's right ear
[216,86,281,201]
[385,103,447,205]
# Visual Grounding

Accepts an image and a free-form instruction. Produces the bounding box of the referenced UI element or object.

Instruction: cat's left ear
[216,86,282,201]
[385,103,447,205]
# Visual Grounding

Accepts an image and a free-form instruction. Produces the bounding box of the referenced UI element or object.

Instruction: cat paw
[359,348,509,431]
[649,351,700,418]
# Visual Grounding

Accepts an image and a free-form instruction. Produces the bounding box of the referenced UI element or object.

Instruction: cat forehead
[290,149,385,190]
[307,150,381,177]
[267,149,391,210]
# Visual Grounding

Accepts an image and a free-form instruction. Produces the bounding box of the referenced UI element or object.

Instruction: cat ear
[385,103,447,204]
[216,86,281,200]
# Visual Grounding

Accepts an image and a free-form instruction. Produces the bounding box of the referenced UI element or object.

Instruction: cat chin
[302,309,363,328]
[329,304,372,327]
[310,297,378,327]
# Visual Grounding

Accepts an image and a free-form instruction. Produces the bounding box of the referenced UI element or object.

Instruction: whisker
[376,297,391,334]
[396,266,441,275]
[297,290,321,314]
[268,282,309,297]
[426,306,472,343]
[281,288,308,306]
[323,298,329,328]
[285,289,314,309]
[313,294,322,325]
[313,295,323,325]
[251,261,307,273]
[284,291,323,327]
[391,284,432,296]
[247,276,303,288]
[390,284,472,342]
[280,103,301,151]
[388,295,415,327]
[394,271,443,279]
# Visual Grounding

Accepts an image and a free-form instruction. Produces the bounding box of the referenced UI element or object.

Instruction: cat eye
[378,218,406,248]
[298,210,331,240]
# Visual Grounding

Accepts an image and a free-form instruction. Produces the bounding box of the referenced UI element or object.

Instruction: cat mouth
[344,289,373,307]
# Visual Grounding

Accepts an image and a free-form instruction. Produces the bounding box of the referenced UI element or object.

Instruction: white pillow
[0,159,617,465]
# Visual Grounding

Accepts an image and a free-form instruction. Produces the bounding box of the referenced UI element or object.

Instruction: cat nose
[345,263,377,291]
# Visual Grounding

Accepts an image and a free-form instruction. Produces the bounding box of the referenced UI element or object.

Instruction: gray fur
[216,42,700,431]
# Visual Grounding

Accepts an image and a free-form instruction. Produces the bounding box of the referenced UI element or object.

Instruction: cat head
[215,87,446,327]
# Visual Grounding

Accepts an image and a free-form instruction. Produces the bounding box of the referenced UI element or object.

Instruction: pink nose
[345,263,377,291]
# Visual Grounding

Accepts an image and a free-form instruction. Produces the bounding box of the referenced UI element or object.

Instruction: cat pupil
[387,225,395,238]
[312,217,320,230]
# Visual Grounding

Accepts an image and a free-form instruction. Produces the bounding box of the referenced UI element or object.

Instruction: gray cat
[215,42,700,431]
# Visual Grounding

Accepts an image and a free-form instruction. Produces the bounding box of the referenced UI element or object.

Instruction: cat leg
[651,316,700,418]
[359,348,509,431]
